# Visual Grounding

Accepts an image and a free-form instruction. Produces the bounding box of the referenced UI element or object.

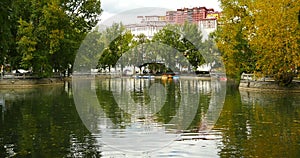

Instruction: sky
[100,0,221,22]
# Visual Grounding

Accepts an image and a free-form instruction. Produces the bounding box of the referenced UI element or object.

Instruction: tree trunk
[276,73,294,86]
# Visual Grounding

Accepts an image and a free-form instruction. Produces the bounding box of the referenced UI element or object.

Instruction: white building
[198,19,218,40]
[125,16,167,39]
[126,15,218,40]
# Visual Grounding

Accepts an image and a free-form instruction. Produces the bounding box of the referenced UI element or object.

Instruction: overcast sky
[100,0,221,21]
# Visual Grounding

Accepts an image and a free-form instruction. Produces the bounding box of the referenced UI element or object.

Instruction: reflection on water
[216,87,300,158]
[0,86,101,157]
[0,79,300,157]
[73,78,225,155]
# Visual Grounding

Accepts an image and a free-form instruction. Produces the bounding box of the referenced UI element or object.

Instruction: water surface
[0,78,300,157]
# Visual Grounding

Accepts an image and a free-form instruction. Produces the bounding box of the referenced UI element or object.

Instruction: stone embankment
[238,73,300,92]
[239,80,300,92]
[0,78,64,88]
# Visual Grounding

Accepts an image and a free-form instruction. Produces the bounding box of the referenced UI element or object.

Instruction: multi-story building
[126,15,167,38]
[165,7,221,24]
[125,6,221,39]
[166,11,176,24]
[198,8,221,40]
[172,8,192,24]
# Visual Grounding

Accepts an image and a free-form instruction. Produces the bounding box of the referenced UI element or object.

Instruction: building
[165,7,221,24]
[125,6,221,39]
[198,19,218,40]
[126,15,167,38]
[166,11,176,24]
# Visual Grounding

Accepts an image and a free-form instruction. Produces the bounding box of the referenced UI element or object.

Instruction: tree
[75,28,103,72]
[152,24,182,70]
[97,23,134,72]
[133,34,151,66]
[97,48,113,72]
[179,22,205,70]
[216,0,300,86]
[215,0,255,80]
[249,0,300,85]
[126,33,152,74]
[202,35,223,69]
[114,30,134,72]
[15,0,102,77]
[0,0,13,65]
[3,0,32,71]
[152,22,205,71]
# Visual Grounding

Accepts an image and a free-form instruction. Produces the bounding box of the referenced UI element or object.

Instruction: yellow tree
[250,0,300,86]
[216,0,300,86]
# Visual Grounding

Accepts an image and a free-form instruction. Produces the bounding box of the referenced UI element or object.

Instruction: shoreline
[239,80,300,92]
[2,76,300,92]
[0,78,65,89]
[0,75,211,88]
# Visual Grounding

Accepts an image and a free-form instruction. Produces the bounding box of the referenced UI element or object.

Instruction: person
[0,65,3,79]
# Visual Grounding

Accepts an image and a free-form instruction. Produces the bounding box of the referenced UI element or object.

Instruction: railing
[241,73,274,82]
[241,73,254,81]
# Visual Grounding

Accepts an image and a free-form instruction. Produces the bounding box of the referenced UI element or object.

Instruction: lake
[1,78,300,157]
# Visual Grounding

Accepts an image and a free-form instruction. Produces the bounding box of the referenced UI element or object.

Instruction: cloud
[100,7,169,25]
[101,0,143,14]
[101,0,221,14]
[100,11,116,22]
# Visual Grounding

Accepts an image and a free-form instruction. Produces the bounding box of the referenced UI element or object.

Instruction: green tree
[215,0,255,81]
[75,28,103,72]
[0,0,13,65]
[15,0,102,77]
[97,23,134,73]
[114,30,134,72]
[152,22,205,71]
[152,24,182,70]
[133,34,151,65]
[98,48,113,72]
[127,33,152,73]
[179,22,205,70]
[2,0,32,70]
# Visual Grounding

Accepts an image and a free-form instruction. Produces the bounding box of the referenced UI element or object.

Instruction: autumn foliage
[215,0,300,86]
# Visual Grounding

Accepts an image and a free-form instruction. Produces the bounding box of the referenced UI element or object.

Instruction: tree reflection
[0,85,101,157]
[216,84,300,157]
[96,79,131,127]
[95,78,212,132]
